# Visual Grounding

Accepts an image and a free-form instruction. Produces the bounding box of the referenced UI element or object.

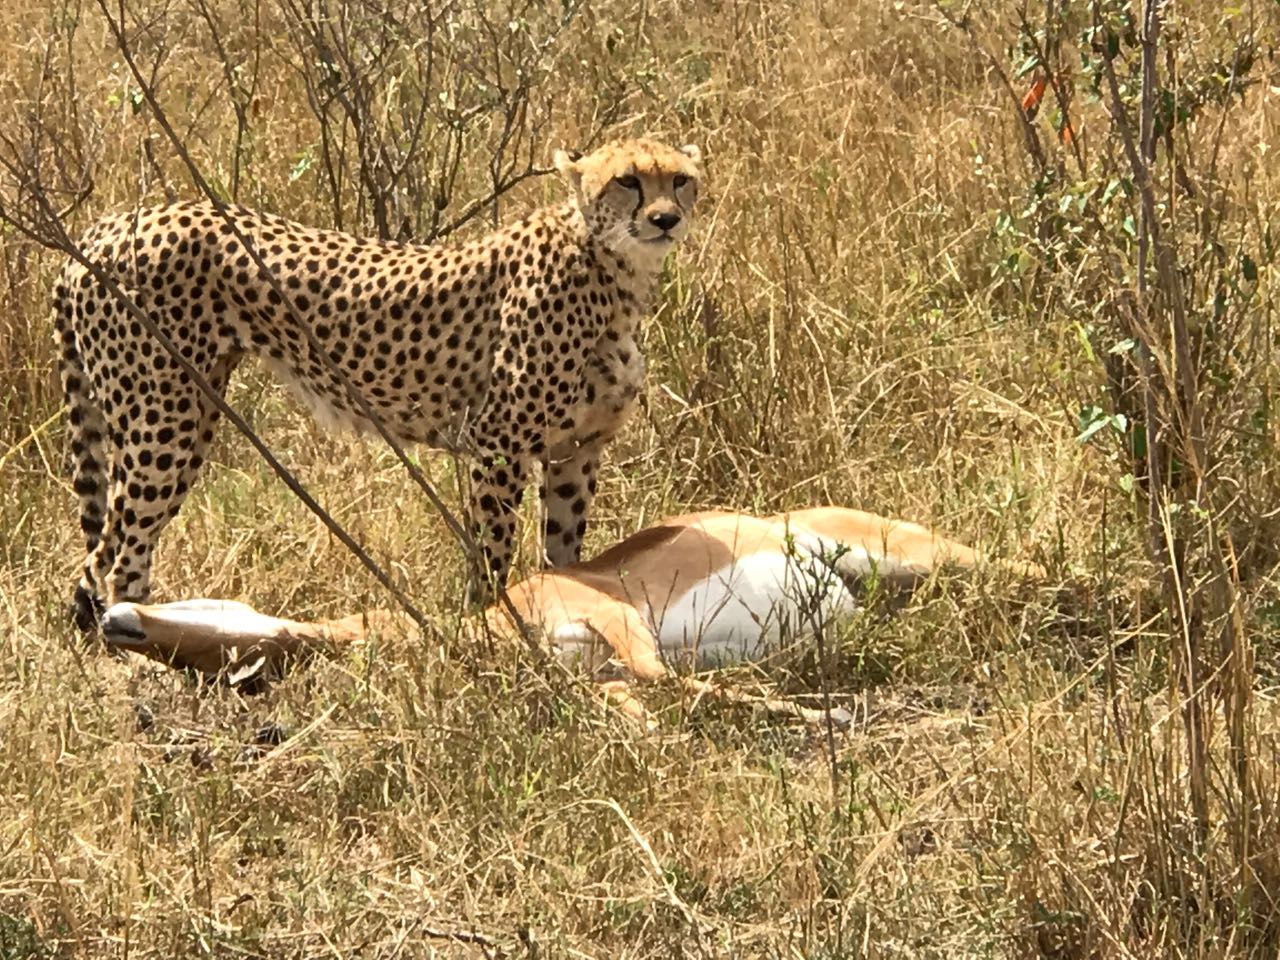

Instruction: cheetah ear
[554,149,585,200]
[678,144,703,165]
[554,149,583,174]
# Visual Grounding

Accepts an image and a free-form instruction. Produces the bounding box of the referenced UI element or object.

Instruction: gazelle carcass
[101,507,1042,727]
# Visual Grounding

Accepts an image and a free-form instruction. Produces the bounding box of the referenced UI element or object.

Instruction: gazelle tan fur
[101,507,1042,725]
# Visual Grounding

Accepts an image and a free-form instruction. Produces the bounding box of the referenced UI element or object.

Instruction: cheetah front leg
[540,333,644,568]
[540,446,600,568]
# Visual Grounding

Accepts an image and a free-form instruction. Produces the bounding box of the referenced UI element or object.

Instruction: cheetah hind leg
[465,453,532,608]
[85,351,240,612]
[57,318,111,632]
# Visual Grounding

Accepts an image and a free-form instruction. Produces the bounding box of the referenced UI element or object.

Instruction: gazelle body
[101,506,1041,724]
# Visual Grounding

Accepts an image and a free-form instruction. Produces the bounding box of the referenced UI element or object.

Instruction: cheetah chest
[550,328,646,456]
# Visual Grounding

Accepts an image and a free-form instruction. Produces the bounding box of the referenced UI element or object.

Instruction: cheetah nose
[648,211,681,232]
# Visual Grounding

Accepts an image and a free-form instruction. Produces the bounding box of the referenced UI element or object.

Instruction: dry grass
[2,0,1280,956]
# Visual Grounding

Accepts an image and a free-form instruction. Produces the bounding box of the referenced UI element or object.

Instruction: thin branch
[935,3,1049,177]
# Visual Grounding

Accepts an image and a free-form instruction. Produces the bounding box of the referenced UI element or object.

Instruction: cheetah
[54,138,703,630]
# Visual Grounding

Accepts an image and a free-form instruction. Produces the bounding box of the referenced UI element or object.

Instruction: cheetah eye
[673,174,690,189]
[614,175,641,191]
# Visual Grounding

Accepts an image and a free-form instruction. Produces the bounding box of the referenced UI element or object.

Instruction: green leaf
[1077,404,1106,438]
[289,149,315,183]
[1242,253,1258,283]
[1129,423,1148,460]
[1077,417,1111,444]
[1076,405,1127,444]
[1014,55,1041,80]
[1074,322,1096,362]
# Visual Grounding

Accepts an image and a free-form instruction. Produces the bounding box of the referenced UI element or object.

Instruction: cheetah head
[555,138,702,271]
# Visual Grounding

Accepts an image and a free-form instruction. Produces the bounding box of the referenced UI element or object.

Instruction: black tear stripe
[673,180,695,217]
[630,182,645,222]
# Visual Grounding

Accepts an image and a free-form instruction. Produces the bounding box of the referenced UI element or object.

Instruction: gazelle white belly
[649,535,864,669]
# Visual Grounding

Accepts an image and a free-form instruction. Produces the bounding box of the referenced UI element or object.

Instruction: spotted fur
[55,137,702,627]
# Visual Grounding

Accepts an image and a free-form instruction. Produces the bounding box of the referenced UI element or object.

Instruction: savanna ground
[2,0,1280,956]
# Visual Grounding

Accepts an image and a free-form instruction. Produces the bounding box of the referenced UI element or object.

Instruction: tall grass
[1,0,1279,955]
